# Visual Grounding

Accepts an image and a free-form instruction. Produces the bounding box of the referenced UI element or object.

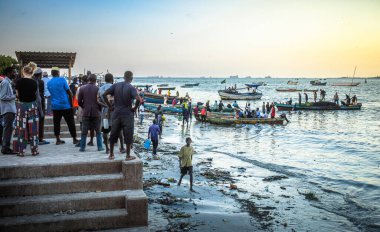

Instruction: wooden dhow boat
[274,102,362,111]
[195,115,284,125]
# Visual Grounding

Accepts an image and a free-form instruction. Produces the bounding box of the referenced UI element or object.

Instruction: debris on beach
[238,199,275,228]
[262,175,288,182]
[144,178,171,189]
[229,183,238,190]
[298,190,319,201]
[201,168,232,181]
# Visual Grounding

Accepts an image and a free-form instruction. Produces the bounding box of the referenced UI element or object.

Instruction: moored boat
[276,88,302,92]
[195,115,284,125]
[144,103,182,114]
[180,85,193,88]
[310,80,327,86]
[332,82,360,86]
[274,102,362,111]
[157,84,168,87]
[303,89,318,92]
[184,83,200,87]
[287,80,298,85]
[218,90,262,100]
[143,92,187,104]
[158,87,176,90]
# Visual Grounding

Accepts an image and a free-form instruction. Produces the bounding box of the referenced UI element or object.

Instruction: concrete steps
[0,174,125,197]
[0,209,130,232]
[0,160,148,231]
[43,116,81,139]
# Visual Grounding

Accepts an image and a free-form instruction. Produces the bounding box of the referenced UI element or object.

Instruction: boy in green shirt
[178,137,195,192]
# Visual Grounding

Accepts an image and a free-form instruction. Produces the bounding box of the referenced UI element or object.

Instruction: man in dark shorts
[177,137,195,192]
[102,71,140,160]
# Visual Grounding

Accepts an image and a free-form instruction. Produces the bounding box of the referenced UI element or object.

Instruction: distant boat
[287,80,298,85]
[195,114,284,125]
[265,76,271,79]
[310,80,327,86]
[180,85,193,88]
[332,82,360,86]
[158,87,176,90]
[303,89,318,92]
[157,84,168,87]
[276,88,302,92]
[249,81,267,86]
[184,83,200,87]
[245,76,252,78]
[230,75,239,79]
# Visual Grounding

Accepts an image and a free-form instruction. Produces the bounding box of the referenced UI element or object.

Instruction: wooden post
[68,60,72,84]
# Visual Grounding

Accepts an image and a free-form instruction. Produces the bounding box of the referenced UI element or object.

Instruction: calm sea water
[134,77,380,230]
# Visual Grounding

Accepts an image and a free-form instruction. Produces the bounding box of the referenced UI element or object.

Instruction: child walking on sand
[177,137,195,192]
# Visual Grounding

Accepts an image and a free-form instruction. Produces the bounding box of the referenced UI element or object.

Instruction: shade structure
[15,51,76,82]
[15,51,76,68]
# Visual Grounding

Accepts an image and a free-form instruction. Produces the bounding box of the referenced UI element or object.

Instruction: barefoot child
[178,137,195,192]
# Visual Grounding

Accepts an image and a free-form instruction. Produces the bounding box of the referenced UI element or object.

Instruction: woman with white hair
[13,62,39,156]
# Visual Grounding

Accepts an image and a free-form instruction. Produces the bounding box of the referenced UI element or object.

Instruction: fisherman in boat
[298,92,302,105]
[256,108,261,118]
[226,103,232,109]
[304,92,308,103]
[287,98,293,105]
[218,100,224,112]
[320,89,326,101]
[345,94,351,105]
[213,100,218,110]
[270,103,276,119]
[172,97,177,106]
[266,102,270,114]
[232,100,239,108]
[262,102,265,114]
[313,91,317,103]
[352,95,358,105]
[334,92,339,105]
[206,100,211,112]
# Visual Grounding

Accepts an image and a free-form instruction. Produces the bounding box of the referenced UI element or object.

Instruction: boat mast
[349,66,357,96]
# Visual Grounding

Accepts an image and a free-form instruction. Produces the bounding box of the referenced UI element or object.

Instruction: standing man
[182,104,189,128]
[148,119,160,158]
[42,71,52,115]
[77,74,104,152]
[177,137,195,192]
[334,92,339,105]
[304,92,308,103]
[0,67,17,154]
[262,102,265,114]
[33,68,49,145]
[313,91,317,103]
[218,100,224,112]
[298,92,302,105]
[47,67,79,145]
[103,71,140,161]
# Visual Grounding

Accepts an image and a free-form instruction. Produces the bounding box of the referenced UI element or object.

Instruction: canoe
[274,102,362,111]
[184,83,200,86]
[218,90,262,100]
[332,82,360,86]
[195,115,284,125]
[310,80,327,86]
[144,103,183,114]
[180,85,193,88]
[158,87,176,90]
[143,92,187,104]
[287,81,298,85]
[303,89,318,92]
[157,84,168,87]
[276,88,302,92]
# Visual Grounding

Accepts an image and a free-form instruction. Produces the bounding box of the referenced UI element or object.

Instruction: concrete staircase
[0,159,148,231]
[43,116,81,139]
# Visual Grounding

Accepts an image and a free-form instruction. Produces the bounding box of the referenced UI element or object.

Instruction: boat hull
[332,83,360,86]
[218,90,262,100]
[196,116,284,125]
[276,89,302,92]
[144,103,182,114]
[275,102,362,111]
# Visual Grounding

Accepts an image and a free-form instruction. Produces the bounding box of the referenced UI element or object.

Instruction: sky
[0,0,379,78]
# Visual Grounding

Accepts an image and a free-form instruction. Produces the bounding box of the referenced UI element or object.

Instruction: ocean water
[134,77,380,230]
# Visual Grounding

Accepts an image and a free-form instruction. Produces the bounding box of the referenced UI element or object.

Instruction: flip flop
[108,155,115,160]
[56,140,66,145]
[39,140,50,145]
[125,156,136,161]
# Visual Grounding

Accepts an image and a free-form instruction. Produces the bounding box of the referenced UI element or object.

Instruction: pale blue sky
[0,0,379,77]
